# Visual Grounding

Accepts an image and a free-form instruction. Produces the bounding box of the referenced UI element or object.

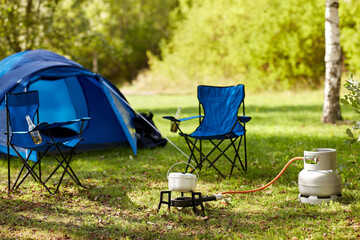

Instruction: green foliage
[341,74,360,145]
[0,0,178,84]
[148,0,325,91]
[2,0,360,90]
[0,0,59,53]
[340,0,360,77]
[141,0,360,92]
[98,0,178,83]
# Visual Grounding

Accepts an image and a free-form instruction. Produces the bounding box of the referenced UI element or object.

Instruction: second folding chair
[5,91,91,194]
[164,85,251,178]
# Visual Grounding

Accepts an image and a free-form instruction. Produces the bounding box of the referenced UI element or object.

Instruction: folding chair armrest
[46,119,81,129]
[5,118,92,135]
[80,117,92,121]
[33,117,91,131]
[179,115,203,122]
[163,115,203,122]
[238,116,251,123]
[4,131,29,135]
[163,116,180,122]
[32,122,49,131]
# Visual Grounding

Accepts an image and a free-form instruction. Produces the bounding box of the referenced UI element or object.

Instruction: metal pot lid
[168,172,197,179]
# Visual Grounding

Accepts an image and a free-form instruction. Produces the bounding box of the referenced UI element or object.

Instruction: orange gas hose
[221,157,303,195]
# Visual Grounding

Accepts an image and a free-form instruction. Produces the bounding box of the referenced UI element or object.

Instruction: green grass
[1,90,360,239]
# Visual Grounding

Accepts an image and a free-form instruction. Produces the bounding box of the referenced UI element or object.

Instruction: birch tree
[322,0,342,123]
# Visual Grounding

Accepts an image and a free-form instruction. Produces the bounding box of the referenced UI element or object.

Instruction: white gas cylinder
[298,148,342,204]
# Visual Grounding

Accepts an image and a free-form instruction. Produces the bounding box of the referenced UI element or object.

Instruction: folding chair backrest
[197,85,245,135]
[6,91,39,146]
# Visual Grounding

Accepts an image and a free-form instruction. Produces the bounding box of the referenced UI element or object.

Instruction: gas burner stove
[157,191,218,215]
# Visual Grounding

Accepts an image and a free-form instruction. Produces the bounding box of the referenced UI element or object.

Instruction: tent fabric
[0,49,137,160]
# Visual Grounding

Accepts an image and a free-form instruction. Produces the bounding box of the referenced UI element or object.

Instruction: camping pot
[298,148,342,203]
[167,162,199,192]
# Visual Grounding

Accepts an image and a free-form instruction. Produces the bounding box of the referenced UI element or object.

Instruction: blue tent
[0,49,137,159]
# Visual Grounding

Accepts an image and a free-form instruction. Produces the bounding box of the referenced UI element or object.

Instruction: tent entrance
[29,77,88,136]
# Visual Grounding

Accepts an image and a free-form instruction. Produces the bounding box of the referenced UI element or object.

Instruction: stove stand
[157,191,206,215]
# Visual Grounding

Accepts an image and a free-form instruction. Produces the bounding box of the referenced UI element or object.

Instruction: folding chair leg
[244,132,248,171]
[9,145,55,194]
[14,146,53,190]
[55,150,82,192]
[205,139,233,178]
[199,140,203,170]
[229,138,240,177]
[200,136,246,178]
[57,147,82,187]
[184,138,201,171]
[7,145,10,191]
[224,136,246,177]
[46,153,73,186]
[39,156,41,181]
[10,148,39,187]
[185,138,199,173]
[13,160,39,190]
[184,136,221,174]
[232,135,247,172]
[184,136,227,177]
[45,145,82,191]
[183,133,248,178]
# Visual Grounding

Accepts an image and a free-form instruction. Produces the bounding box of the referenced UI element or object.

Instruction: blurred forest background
[0,0,359,93]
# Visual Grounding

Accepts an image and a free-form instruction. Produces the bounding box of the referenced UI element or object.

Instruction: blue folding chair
[164,85,251,178]
[5,91,91,194]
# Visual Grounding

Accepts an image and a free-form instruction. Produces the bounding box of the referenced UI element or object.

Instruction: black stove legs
[157,191,205,215]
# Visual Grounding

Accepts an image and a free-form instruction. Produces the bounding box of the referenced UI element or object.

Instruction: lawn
[0,90,360,239]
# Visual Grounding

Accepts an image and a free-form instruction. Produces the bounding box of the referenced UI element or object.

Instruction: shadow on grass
[1,185,357,240]
[0,177,156,239]
[153,195,346,239]
[0,100,357,239]
[0,192,138,239]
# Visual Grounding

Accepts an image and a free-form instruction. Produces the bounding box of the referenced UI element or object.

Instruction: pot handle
[167,161,199,180]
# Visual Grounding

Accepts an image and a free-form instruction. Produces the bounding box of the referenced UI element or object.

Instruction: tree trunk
[322,0,342,123]
[92,51,98,73]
